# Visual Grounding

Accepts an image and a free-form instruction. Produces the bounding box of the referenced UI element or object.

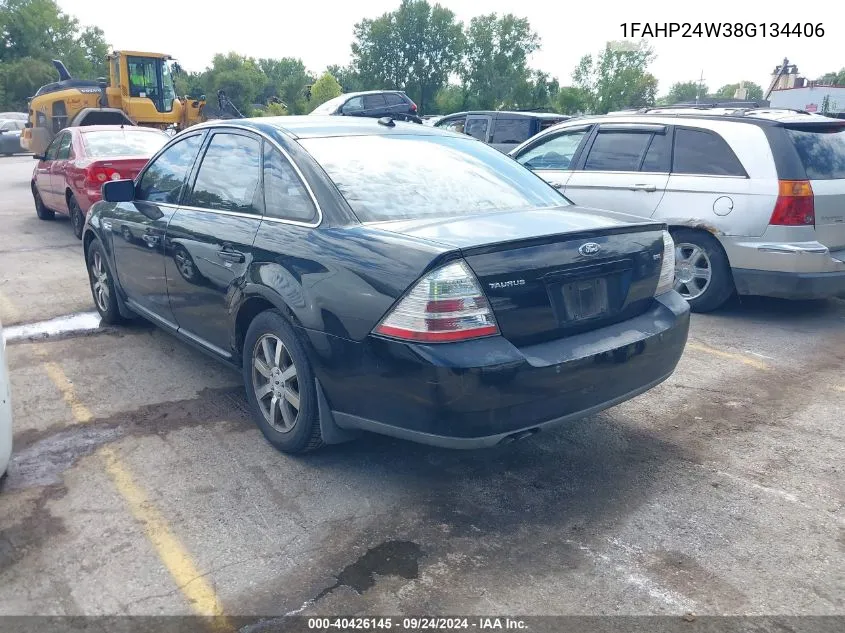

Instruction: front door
[464,115,493,144]
[512,124,594,191]
[35,134,62,208]
[564,124,671,219]
[111,131,206,326]
[165,130,264,355]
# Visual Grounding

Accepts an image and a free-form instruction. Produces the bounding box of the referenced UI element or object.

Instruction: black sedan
[82,116,690,454]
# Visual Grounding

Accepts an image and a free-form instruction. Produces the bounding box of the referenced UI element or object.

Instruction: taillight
[409,101,418,112]
[374,260,499,343]
[85,165,123,188]
[769,180,815,226]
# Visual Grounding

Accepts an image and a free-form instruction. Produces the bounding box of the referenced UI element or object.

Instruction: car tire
[86,239,124,325]
[32,185,54,220]
[243,310,323,454]
[670,228,734,313]
[68,194,85,240]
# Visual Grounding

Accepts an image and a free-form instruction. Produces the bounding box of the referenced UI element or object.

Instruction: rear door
[512,124,594,190]
[384,93,410,118]
[565,124,670,218]
[362,94,389,118]
[783,124,845,252]
[465,114,493,143]
[164,129,264,356]
[490,116,533,153]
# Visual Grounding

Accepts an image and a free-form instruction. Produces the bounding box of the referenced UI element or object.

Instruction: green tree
[713,81,763,100]
[666,80,705,104]
[554,86,591,114]
[0,57,55,109]
[433,83,467,114]
[309,71,342,110]
[327,64,361,93]
[258,57,313,114]
[461,13,539,110]
[573,40,657,113]
[816,69,845,85]
[352,0,464,113]
[0,0,110,108]
[206,53,265,114]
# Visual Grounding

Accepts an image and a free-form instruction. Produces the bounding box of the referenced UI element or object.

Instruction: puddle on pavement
[3,311,103,343]
[316,540,423,601]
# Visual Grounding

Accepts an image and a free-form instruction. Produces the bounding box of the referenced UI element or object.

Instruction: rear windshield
[300,134,566,222]
[786,126,845,180]
[82,130,168,157]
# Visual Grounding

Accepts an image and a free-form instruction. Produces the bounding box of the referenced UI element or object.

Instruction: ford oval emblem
[578,242,601,256]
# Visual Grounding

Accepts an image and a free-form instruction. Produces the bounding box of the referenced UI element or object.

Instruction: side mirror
[102,179,136,203]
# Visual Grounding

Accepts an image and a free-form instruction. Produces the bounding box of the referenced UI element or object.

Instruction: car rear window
[82,130,167,157]
[300,134,566,222]
[786,126,845,180]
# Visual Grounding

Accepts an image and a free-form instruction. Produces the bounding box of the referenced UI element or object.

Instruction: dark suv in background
[435,110,570,152]
[309,90,422,123]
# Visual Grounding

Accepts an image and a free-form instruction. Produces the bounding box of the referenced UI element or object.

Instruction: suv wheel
[243,310,323,454]
[671,229,734,312]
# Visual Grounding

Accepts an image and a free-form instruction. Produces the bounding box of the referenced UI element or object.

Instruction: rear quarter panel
[654,121,779,237]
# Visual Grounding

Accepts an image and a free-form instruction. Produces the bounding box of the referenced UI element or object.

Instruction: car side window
[491,118,532,144]
[343,97,364,113]
[364,94,387,110]
[56,133,73,160]
[672,128,746,176]
[438,117,466,134]
[640,132,671,172]
[385,94,404,106]
[263,143,317,223]
[517,128,590,171]
[137,133,203,204]
[188,132,262,215]
[465,118,489,141]
[583,131,652,172]
[43,135,61,161]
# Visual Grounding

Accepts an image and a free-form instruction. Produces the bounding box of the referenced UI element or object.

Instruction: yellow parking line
[30,334,230,624]
[686,341,770,371]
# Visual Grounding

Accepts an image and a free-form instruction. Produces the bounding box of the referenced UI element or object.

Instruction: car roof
[341,90,407,98]
[197,115,461,140]
[581,107,844,127]
[439,110,568,120]
[75,125,168,133]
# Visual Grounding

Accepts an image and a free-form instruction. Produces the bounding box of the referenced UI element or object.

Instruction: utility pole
[696,70,705,104]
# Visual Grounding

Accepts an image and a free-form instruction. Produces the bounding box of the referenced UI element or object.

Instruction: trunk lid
[784,124,845,250]
[372,207,667,346]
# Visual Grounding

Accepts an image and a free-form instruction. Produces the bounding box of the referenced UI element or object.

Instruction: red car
[31,125,169,238]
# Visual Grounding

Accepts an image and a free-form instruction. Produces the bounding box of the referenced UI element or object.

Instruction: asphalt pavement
[0,154,843,622]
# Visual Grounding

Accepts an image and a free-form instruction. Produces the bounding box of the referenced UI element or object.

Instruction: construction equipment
[22,51,206,155]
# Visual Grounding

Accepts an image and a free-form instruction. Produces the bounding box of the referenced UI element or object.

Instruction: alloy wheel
[252,334,300,433]
[90,250,110,312]
[674,242,712,300]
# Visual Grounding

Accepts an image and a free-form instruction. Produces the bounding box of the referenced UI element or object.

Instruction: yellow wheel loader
[22,51,206,155]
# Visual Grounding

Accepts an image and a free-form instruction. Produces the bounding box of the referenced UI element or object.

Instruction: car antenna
[377,116,395,127]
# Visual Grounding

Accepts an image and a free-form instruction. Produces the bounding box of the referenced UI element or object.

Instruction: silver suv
[509,107,845,311]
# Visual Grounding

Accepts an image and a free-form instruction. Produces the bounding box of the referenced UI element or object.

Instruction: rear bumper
[732,268,845,300]
[312,292,690,449]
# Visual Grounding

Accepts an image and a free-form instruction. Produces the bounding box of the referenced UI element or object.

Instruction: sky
[57,0,839,94]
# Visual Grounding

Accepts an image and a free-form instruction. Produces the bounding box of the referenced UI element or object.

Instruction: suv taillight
[374,260,498,343]
[769,180,815,226]
[409,101,418,112]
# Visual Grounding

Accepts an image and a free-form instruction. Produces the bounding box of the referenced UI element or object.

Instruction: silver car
[510,107,845,311]
[0,119,25,155]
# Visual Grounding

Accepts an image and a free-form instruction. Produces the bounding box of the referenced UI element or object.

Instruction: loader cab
[111,52,178,115]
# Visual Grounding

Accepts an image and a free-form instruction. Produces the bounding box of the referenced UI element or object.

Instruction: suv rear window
[786,126,845,180]
[673,128,746,176]
[300,135,565,222]
[492,118,532,144]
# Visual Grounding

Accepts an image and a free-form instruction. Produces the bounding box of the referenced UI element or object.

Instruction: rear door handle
[628,184,657,192]
[550,182,564,190]
[217,248,245,263]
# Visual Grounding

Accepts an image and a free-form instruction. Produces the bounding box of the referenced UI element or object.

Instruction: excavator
[21,50,208,155]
